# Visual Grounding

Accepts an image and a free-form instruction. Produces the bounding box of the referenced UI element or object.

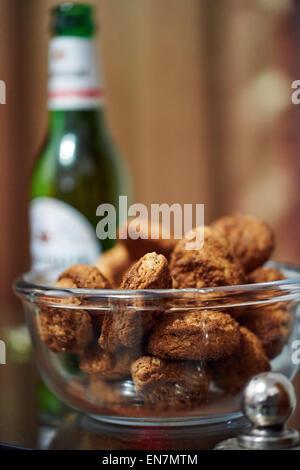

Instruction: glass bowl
[14,262,300,427]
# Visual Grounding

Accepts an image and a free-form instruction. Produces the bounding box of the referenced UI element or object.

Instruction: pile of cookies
[37,214,291,412]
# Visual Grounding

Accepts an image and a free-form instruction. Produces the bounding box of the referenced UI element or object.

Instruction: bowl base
[87,411,245,429]
[49,412,249,450]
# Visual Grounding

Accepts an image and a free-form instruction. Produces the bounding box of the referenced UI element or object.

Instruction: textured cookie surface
[38,278,93,353]
[131,356,209,409]
[38,266,111,353]
[99,252,172,351]
[120,252,172,290]
[247,267,285,284]
[79,344,138,379]
[58,264,112,289]
[211,214,274,273]
[211,326,270,393]
[170,226,244,288]
[240,306,290,359]
[98,314,121,354]
[147,310,241,360]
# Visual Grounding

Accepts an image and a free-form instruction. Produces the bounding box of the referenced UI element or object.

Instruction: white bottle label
[48,37,105,110]
[30,197,101,272]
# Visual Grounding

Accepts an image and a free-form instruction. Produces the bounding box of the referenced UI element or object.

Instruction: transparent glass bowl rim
[13,261,300,310]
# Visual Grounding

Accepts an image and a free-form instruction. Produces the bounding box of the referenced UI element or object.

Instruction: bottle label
[48,37,105,110]
[30,197,101,272]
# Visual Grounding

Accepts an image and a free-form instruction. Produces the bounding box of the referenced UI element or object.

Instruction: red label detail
[49,89,105,99]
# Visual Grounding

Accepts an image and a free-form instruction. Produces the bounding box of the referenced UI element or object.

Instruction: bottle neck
[47,108,106,136]
[48,35,105,111]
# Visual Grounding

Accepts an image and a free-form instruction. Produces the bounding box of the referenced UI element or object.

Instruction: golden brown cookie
[147,310,241,361]
[38,309,92,354]
[58,264,112,289]
[246,267,286,284]
[118,218,177,260]
[60,264,112,332]
[240,306,291,359]
[211,213,275,273]
[170,226,245,289]
[98,314,120,354]
[38,279,93,353]
[99,252,172,351]
[38,266,111,353]
[79,344,138,380]
[211,326,270,394]
[120,251,172,290]
[131,356,210,409]
[94,244,133,288]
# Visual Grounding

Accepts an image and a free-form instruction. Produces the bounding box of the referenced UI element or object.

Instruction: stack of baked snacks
[37,213,291,413]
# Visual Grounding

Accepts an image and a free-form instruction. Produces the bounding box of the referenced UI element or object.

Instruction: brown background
[1,0,300,310]
[0,0,300,439]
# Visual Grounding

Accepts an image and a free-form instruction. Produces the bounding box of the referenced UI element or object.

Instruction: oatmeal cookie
[170,226,244,288]
[131,356,210,409]
[211,326,270,394]
[147,310,241,361]
[211,213,274,273]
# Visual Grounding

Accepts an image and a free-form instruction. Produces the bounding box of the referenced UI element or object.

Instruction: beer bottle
[30,3,130,272]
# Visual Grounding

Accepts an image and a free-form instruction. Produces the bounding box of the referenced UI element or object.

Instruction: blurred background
[1,0,300,314]
[0,0,300,447]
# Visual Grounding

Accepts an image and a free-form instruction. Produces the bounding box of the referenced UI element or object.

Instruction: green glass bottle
[30,3,130,272]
